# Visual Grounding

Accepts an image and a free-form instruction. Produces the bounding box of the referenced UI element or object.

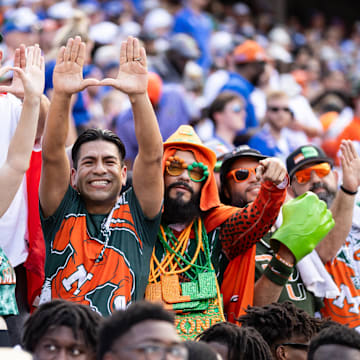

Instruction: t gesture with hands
[0,44,45,217]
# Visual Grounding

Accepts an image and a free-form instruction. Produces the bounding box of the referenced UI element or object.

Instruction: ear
[275,344,287,360]
[71,168,78,190]
[287,184,295,198]
[121,164,127,187]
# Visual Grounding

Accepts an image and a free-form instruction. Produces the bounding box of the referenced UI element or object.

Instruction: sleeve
[219,181,286,260]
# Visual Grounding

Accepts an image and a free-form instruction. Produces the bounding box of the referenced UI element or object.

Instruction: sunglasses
[268,106,292,113]
[294,162,331,184]
[231,103,244,113]
[165,156,209,182]
[226,166,258,182]
[275,343,309,351]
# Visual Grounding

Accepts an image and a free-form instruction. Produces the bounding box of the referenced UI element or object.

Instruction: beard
[162,181,202,225]
[309,182,336,208]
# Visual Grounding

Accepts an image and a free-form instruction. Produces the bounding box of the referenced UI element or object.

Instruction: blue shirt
[173,6,213,73]
[221,72,258,129]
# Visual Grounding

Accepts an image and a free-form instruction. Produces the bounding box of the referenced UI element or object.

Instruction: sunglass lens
[235,169,249,181]
[190,169,203,181]
[167,163,183,176]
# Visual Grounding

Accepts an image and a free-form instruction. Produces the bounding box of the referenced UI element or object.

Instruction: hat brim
[288,157,334,179]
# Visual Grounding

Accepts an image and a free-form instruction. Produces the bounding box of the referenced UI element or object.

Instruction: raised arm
[101,37,163,218]
[40,37,99,217]
[220,158,288,260]
[0,45,44,216]
[316,139,360,263]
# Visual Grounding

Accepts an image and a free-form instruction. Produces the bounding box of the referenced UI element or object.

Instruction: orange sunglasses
[226,166,258,182]
[294,162,331,184]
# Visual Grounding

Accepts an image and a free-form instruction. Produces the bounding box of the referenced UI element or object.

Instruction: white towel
[297,250,340,299]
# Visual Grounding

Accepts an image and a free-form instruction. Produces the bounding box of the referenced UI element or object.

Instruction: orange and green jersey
[321,223,360,330]
[40,186,161,316]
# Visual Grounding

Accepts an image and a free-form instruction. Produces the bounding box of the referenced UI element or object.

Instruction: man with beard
[286,142,360,329]
[219,145,336,316]
[221,40,267,130]
[145,124,288,339]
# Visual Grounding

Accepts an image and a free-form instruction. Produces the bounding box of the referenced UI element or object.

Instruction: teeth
[91,181,108,185]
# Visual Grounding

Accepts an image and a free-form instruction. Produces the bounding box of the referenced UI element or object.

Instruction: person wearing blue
[248,91,306,163]
[115,72,191,165]
[221,40,268,131]
[172,0,213,73]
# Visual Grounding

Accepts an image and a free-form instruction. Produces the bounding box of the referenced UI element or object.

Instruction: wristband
[263,255,294,286]
[340,185,358,196]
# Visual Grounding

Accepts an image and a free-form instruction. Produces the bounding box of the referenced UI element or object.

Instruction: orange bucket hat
[163,125,220,211]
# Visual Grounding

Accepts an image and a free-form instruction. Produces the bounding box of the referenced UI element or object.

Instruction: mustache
[310,182,329,192]
[167,181,194,194]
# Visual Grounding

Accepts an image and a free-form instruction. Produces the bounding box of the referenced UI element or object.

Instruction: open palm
[53,36,99,95]
[340,140,360,192]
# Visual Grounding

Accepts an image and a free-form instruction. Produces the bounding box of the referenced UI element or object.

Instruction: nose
[57,349,68,360]
[178,168,191,182]
[93,160,106,174]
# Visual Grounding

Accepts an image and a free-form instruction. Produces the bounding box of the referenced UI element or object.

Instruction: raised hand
[100,36,148,95]
[0,44,27,99]
[53,36,99,96]
[256,157,288,185]
[340,139,360,193]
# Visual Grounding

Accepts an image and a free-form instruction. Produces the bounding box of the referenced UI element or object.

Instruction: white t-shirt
[0,93,28,267]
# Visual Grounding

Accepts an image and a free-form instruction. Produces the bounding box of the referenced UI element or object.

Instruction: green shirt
[40,186,161,316]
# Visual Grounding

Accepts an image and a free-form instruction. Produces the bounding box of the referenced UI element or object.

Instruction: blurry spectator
[308,325,360,360]
[198,321,273,360]
[249,91,306,162]
[97,301,187,360]
[22,299,102,360]
[149,32,200,84]
[205,91,246,152]
[115,72,191,166]
[238,301,318,360]
[172,0,213,73]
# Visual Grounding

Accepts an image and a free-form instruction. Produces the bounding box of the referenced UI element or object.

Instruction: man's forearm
[42,92,72,162]
[316,189,355,263]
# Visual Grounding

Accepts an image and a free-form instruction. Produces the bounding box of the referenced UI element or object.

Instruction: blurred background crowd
[2,0,360,170]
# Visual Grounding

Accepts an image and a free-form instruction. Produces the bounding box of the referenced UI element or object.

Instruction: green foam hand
[271,192,335,263]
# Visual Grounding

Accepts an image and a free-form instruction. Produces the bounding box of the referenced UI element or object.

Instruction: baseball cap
[233,40,268,64]
[286,145,333,179]
[220,145,267,184]
[169,33,200,60]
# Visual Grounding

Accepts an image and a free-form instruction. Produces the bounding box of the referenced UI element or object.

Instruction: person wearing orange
[287,142,360,329]
[145,124,288,339]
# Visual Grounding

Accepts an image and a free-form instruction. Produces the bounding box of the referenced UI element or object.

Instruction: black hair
[22,299,102,354]
[97,301,175,360]
[237,301,317,349]
[184,340,219,360]
[71,128,126,169]
[198,322,272,360]
[308,325,360,359]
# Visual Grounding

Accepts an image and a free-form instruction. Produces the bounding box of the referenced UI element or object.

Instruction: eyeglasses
[165,156,209,182]
[121,343,188,360]
[268,106,292,113]
[275,342,309,351]
[226,166,258,182]
[294,162,331,184]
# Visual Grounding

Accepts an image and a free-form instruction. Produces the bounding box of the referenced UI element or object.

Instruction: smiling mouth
[89,180,110,187]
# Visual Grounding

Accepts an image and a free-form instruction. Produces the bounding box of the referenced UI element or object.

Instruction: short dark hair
[184,340,218,360]
[207,91,244,126]
[71,128,126,169]
[308,325,360,359]
[22,299,102,354]
[97,301,175,360]
[237,301,317,349]
[198,322,272,360]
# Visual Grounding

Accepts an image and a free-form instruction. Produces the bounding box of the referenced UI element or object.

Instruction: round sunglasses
[165,156,209,182]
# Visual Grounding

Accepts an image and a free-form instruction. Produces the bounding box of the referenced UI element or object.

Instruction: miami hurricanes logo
[45,204,140,315]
